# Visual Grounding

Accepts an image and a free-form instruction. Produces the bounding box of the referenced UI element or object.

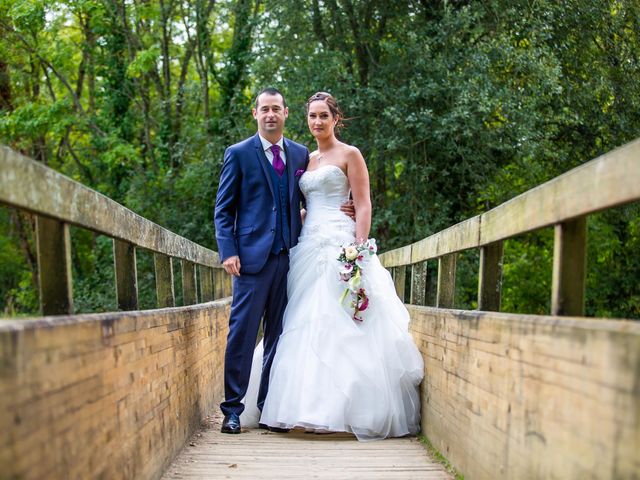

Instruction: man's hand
[223,255,241,277]
[340,200,356,220]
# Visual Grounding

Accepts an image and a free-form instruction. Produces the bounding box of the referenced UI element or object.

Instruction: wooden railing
[0,146,230,315]
[379,138,640,316]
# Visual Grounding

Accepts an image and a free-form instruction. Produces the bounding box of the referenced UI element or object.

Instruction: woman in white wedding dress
[240,92,424,441]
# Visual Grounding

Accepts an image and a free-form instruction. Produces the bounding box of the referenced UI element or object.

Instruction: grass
[418,434,465,480]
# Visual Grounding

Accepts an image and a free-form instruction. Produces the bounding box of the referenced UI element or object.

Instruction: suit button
[272,206,276,211]
[270,229,275,233]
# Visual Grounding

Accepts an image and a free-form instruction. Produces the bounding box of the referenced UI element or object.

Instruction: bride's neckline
[305,164,347,178]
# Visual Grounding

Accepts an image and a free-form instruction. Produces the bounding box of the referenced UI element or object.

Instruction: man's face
[253,93,288,138]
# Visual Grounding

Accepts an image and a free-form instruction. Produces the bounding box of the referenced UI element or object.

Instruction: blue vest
[268,165,291,254]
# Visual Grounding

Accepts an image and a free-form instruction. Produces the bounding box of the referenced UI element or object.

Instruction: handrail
[0,146,229,315]
[379,138,640,315]
[0,146,219,267]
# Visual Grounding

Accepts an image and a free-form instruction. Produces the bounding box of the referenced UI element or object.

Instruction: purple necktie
[270,144,285,177]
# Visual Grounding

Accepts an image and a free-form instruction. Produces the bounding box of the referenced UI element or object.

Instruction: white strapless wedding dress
[240,165,424,441]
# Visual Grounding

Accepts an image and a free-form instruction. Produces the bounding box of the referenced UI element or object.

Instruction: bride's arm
[346,147,371,243]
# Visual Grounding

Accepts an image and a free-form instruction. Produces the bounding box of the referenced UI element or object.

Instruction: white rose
[345,246,359,260]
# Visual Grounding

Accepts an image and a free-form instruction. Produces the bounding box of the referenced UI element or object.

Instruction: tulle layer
[241,228,424,441]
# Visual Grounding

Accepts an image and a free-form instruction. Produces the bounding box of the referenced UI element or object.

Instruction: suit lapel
[283,138,296,202]
[253,134,276,200]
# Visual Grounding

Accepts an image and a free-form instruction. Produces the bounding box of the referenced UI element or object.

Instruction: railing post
[113,239,138,310]
[35,216,73,315]
[393,266,406,302]
[154,253,175,308]
[215,268,232,298]
[213,268,223,299]
[552,217,587,316]
[224,271,233,297]
[200,265,214,302]
[410,261,428,306]
[181,260,198,305]
[436,254,457,308]
[478,241,503,311]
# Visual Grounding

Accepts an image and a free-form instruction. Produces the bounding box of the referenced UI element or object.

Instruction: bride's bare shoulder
[341,144,365,163]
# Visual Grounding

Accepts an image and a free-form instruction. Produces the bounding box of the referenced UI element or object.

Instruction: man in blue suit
[214,87,309,434]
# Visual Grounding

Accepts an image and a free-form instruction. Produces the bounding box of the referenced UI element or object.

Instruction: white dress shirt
[258,134,287,167]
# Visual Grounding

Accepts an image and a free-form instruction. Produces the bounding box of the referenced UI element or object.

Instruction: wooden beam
[181,260,197,305]
[375,138,640,266]
[480,139,640,245]
[35,216,73,315]
[393,266,406,302]
[410,261,428,306]
[113,239,138,310]
[213,268,224,300]
[223,272,233,297]
[378,243,412,268]
[154,253,175,308]
[552,217,587,316]
[436,254,457,309]
[0,146,219,267]
[200,266,214,302]
[412,217,481,265]
[478,241,503,311]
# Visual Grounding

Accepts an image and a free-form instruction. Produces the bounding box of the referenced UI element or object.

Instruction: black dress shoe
[258,422,290,433]
[221,414,241,434]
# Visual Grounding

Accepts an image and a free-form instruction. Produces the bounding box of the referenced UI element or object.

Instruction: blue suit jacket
[215,133,309,274]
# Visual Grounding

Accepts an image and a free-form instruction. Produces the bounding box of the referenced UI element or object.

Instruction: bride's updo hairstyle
[306,91,346,132]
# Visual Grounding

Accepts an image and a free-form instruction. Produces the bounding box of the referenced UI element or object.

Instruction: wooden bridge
[0,140,639,479]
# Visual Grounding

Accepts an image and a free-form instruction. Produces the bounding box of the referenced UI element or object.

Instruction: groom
[214,88,308,434]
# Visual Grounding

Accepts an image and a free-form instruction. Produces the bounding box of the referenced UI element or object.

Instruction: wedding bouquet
[337,238,377,322]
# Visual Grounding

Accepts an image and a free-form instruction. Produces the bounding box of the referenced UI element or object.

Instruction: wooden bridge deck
[162,414,453,480]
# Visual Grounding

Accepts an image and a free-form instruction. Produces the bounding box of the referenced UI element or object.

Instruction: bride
[241,92,424,441]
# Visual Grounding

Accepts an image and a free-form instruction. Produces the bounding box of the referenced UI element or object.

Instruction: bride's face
[307,100,337,140]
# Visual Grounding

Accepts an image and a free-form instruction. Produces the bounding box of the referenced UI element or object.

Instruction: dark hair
[255,87,287,109]
[306,91,345,131]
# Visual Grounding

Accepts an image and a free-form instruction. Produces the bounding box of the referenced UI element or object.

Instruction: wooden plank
[181,260,197,306]
[393,266,406,302]
[407,305,640,480]
[0,146,220,267]
[161,414,453,480]
[477,241,503,311]
[480,138,640,245]
[199,266,214,302]
[113,239,138,310]
[378,244,412,268]
[551,217,587,316]
[410,261,428,306]
[154,253,175,308]
[213,268,225,300]
[35,216,73,315]
[436,254,456,309]
[223,270,233,297]
[378,139,640,267]
[411,217,481,264]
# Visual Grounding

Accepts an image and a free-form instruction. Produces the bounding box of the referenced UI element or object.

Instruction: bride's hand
[340,200,356,220]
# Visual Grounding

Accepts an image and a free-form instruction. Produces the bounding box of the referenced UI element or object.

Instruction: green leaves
[0,0,638,318]
[127,46,161,78]
[8,0,45,32]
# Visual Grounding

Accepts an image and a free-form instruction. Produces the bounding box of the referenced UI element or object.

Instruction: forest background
[0,0,638,318]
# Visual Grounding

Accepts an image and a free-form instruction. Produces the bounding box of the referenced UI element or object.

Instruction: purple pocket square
[295,169,306,177]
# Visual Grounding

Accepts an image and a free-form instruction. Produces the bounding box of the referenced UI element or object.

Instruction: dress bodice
[299,165,355,240]
[300,164,350,209]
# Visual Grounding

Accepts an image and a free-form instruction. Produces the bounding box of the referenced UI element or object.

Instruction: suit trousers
[221,251,289,417]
